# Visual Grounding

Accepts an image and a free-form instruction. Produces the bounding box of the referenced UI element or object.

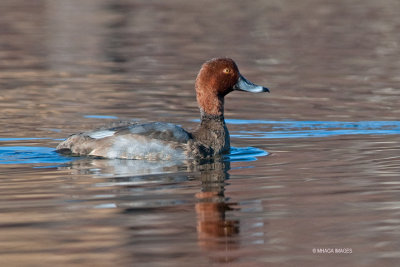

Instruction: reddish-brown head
[195,58,269,116]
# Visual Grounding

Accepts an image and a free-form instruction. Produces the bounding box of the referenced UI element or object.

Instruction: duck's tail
[56,134,96,156]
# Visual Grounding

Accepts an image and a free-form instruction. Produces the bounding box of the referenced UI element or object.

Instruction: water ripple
[225,147,269,162]
[0,146,72,165]
[84,115,119,119]
[227,120,400,139]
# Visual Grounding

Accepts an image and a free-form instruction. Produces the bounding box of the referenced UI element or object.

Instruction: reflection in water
[61,157,187,178]
[60,157,242,263]
[44,0,108,73]
[195,160,240,263]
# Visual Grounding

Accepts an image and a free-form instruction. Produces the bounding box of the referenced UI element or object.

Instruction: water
[1,0,400,266]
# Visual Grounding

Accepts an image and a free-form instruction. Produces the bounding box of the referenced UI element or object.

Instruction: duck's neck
[192,109,230,155]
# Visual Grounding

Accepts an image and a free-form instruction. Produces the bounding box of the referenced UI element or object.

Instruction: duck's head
[195,58,269,116]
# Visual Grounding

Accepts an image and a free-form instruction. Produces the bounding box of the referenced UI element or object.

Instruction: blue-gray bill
[233,74,270,93]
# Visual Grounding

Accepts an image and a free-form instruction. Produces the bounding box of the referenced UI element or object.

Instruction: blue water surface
[0,137,49,141]
[0,146,73,165]
[227,120,400,139]
[84,115,119,119]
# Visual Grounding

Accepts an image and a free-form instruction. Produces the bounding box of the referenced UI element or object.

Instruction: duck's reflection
[195,160,240,256]
[61,157,187,177]
[59,157,240,262]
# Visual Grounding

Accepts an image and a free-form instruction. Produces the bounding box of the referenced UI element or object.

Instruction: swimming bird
[56,58,269,160]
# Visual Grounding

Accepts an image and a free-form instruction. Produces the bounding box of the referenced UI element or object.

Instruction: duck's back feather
[56,122,192,160]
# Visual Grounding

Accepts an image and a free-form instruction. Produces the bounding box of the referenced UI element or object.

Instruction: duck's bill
[233,74,269,93]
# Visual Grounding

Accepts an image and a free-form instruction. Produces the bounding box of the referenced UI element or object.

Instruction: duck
[56,58,269,160]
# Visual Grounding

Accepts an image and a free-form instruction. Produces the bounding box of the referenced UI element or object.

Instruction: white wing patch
[88,130,115,139]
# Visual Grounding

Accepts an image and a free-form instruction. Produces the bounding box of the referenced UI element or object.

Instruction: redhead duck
[56,58,269,160]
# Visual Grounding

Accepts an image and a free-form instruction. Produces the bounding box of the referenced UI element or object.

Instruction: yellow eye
[223,68,231,74]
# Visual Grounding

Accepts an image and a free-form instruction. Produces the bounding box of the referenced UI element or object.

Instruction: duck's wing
[56,122,192,160]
